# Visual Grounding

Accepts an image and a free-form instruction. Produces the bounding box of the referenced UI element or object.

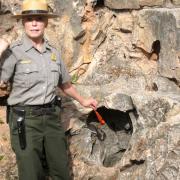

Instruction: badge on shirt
[20,59,32,64]
[51,53,57,61]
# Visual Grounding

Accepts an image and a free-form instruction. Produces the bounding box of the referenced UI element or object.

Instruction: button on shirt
[0,35,71,105]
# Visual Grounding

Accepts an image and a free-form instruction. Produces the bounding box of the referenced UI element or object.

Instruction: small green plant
[71,74,79,84]
[0,155,4,161]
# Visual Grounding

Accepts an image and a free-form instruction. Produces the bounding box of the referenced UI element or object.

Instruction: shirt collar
[22,34,34,52]
[44,38,53,51]
[22,34,52,53]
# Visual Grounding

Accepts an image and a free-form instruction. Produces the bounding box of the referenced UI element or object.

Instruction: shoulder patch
[0,48,12,62]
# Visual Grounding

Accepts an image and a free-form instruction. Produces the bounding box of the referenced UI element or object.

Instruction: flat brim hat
[12,0,59,19]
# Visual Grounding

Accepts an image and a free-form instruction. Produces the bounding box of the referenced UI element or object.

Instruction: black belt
[9,97,61,115]
[11,96,61,110]
[10,102,56,117]
[27,102,54,109]
[12,102,54,110]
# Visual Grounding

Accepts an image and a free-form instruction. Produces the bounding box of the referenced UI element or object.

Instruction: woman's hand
[0,81,9,97]
[80,97,98,110]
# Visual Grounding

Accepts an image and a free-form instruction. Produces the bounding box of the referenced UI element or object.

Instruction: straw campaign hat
[12,0,58,18]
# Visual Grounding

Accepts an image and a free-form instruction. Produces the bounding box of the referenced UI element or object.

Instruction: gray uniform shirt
[0,35,71,105]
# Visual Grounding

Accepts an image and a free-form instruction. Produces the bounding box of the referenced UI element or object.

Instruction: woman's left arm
[59,82,98,110]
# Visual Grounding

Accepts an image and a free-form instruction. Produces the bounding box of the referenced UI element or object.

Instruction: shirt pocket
[15,63,39,88]
[50,62,61,87]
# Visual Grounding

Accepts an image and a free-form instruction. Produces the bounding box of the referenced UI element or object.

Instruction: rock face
[133,9,180,82]
[104,0,166,9]
[139,0,164,6]
[104,0,140,9]
[172,0,180,5]
[0,0,180,180]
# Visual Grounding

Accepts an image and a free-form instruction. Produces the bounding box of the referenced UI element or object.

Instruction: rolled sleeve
[58,58,71,85]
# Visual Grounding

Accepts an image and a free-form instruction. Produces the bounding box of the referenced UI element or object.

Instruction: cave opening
[86,106,135,167]
[150,40,161,61]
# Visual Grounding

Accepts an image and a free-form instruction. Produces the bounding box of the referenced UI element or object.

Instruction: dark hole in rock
[168,77,180,88]
[145,82,158,91]
[95,0,104,8]
[130,159,145,165]
[152,40,161,54]
[150,40,161,61]
[120,28,132,33]
[152,82,158,91]
[86,106,134,167]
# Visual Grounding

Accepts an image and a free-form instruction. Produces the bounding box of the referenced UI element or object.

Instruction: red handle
[94,110,105,125]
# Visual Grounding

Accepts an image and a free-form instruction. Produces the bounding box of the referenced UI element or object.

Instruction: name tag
[20,59,32,64]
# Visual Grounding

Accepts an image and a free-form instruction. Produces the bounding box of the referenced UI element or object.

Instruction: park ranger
[0,0,98,179]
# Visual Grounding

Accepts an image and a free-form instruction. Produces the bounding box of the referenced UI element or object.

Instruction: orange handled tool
[94,110,105,125]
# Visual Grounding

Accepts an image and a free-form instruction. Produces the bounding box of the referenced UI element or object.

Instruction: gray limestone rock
[172,0,180,5]
[104,0,140,9]
[139,0,165,6]
[133,9,180,82]
[104,93,134,112]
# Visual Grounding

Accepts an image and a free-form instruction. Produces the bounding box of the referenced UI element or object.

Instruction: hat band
[22,10,48,15]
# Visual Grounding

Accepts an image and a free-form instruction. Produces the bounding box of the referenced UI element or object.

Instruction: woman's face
[22,16,48,41]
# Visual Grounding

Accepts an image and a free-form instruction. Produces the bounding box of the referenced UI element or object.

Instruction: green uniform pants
[8,105,70,180]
